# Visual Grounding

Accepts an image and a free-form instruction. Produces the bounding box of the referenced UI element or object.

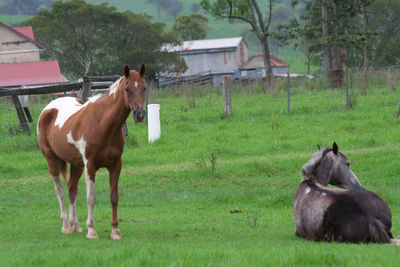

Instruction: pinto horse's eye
[346,163,350,167]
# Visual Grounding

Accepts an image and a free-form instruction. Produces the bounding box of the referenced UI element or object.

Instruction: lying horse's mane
[301,147,332,180]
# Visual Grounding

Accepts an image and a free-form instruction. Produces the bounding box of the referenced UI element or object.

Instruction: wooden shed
[240,54,289,79]
[159,37,248,86]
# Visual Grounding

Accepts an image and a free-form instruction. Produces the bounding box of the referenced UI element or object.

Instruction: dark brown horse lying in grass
[294,142,393,243]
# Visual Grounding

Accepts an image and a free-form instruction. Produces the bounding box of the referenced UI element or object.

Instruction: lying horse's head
[123,64,146,122]
[302,142,361,189]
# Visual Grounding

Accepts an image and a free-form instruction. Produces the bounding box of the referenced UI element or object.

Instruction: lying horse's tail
[368,217,391,244]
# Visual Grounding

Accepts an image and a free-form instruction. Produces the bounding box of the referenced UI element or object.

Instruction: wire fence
[1,67,399,152]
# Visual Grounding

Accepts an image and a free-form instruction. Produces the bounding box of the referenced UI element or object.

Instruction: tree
[367,0,400,67]
[201,0,276,90]
[22,0,185,79]
[173,13,209,41]
[0,0,52,15]
[286,0,373,88]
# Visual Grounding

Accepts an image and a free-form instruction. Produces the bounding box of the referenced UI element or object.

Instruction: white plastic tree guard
[147,104,161,143]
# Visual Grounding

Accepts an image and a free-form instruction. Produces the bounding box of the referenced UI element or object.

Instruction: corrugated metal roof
[163,37,243,52]
[0,61,68,87]
[240,54,289,69]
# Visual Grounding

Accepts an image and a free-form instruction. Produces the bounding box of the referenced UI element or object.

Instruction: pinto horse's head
[302,142,361,189]
[123,64,146,122]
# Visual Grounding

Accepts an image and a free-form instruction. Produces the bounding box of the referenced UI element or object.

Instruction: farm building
[240,54,289,79]
[159,37,248,86]
[0,21,67,87]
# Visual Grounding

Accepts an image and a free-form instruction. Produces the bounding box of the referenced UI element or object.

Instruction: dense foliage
[173,13,209,41]
[21,0,186,79]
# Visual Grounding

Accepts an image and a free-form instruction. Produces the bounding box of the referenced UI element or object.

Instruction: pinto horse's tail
[59,160,67,181]
[368,217,391,244]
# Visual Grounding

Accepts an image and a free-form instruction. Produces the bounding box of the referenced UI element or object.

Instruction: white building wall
[0,27,40,64]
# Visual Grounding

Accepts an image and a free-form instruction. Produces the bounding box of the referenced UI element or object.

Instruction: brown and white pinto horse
[294,142,393,243]
[37,65,146,239]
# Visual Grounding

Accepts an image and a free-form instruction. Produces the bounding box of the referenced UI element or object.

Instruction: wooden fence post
[287,72,290,115]
[222,76,232,116]
[81,76,92,102]
[346,65,349,109]
[11,95,30,135]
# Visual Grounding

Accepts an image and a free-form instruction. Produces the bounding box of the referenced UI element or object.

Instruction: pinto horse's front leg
[108,158,122,240]
[85,162,98,239]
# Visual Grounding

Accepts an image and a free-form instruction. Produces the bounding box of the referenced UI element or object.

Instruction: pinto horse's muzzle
[133,107,145,122]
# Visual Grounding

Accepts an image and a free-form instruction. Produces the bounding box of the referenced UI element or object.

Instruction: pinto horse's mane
[108,77,124,97]
[301,147,332,180]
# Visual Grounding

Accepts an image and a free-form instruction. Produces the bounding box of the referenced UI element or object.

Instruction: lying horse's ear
[139,64,146,77]
[317,145,321,150]
[124,65,130,78]
[333,142,338,155]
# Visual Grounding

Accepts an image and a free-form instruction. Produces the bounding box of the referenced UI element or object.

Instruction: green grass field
[1,83,400,266]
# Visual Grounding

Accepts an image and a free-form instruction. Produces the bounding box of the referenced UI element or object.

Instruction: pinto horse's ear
[139,64,146,77]
[317,145,321,150]
[124,65,130,78]
[333,142,338,155]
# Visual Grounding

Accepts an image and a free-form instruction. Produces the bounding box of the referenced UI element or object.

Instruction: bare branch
[225,0,259,34]
[251,0,266,32]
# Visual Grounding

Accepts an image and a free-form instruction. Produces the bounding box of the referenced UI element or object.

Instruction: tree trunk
[261,34,274,92]
[321,0,332,84]
[331,45,343,88]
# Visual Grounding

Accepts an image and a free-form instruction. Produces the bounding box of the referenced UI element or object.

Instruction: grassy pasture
[1,83,400,266]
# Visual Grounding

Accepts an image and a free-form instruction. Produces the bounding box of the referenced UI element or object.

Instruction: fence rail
[0,75,121,134]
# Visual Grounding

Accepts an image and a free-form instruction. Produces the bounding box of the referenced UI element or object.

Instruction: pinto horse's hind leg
[51,174,72,234]
[68,164,84,232]
[84,161,98,239]
[108,158,122,240]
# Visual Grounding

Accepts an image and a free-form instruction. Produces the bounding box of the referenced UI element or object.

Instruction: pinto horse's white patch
[40,96,101,130]
[67,131,88,165]
[108,77,123,98]
[134,81,138,88]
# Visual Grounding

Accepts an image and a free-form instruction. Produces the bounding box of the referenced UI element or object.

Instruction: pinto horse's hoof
[111,229,122,240]
[86,230,98,239]
[72,224,82,233]
[62,226,73,234]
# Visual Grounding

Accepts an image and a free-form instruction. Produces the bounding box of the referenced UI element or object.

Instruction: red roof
[0,21,45,49]
[0,61,68,87]
[13,26,35,40]
[256,54,289,67]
